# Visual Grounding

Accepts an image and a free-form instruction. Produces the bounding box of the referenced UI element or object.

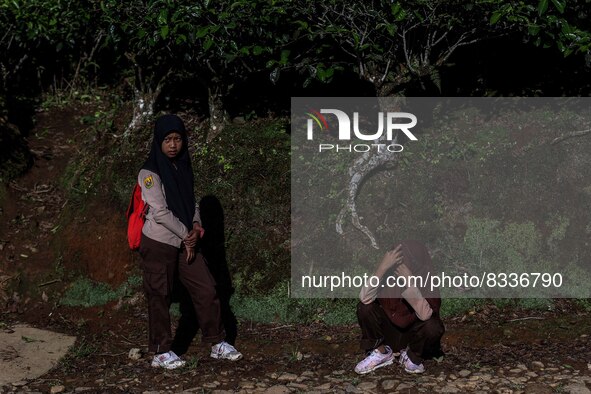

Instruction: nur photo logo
[305,108,418,153]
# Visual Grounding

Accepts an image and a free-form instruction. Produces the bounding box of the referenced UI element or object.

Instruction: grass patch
[59,337,99,371]
[574,298,591,312]
[516,298,554,310]
[183,355,200,369]
[60,275,142,307]
[439,298,486,318]
[440,298,555,317]
[170,303,181,318]
[231,282,357,325]
[60,278,118,307]
[231,286,565,325]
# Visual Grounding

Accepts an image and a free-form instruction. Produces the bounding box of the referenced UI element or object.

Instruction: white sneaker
[211,341,243,361]
[399,348,425,374]
[151,351,186,369]
[354,346,394,374]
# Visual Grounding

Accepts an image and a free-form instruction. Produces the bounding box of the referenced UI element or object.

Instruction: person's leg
[218,288,238,346]
[357,301,405,352]
[139,235,178,354]
[171,262,238,353]
[177,251,225,343]
[405,316,445,365]
[170,280,199,356]
[397,316,445,374]
[177,251,242,361]
[355,301,397,374]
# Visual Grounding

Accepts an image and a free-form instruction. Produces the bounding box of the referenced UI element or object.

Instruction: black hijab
[142,114,195,230]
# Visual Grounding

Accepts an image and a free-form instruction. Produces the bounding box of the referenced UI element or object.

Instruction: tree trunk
[124,87,158,137]
[122,65,169,138]
[207,85,229,142]
[335,97,405,249]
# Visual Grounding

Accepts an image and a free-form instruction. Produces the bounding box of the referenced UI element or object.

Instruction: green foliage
[60,278,118,307]
[192,119,290,295]
[278,0,531,94]
[516,298,553,310]
[2,0,590,121]
[60,275,142,307]
[117,275,143,298]
[100,0,288,112]
[439,298,486,317]
[559,262,590,298]
[440,298,555,317]
[574,299,591,311]
[183,355,199,369]
[490,0,591,56]
[59,338,99,371]
[169,303,181,319]
[231,282,357,325]
[61,158,101,203]
[68,338,98,358]
[0,0,100,94]
[459,217,545,293]
[231,292,561,325]
[546,214,570,251]
[319,299,358,325]
[100,0,181,91]
[59,93,140,208]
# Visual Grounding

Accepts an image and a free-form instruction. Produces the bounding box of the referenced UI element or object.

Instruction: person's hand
[193,222,205,239]
[184,229,198,248]
[394,262,413,280]
[184,222,204,248]
[376,244,403,276]
[185,244,195,263]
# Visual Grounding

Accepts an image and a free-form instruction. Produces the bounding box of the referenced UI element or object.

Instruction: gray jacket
[138,169,201,248]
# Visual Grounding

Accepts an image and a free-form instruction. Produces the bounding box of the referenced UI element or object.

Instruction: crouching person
[355,240,444,375]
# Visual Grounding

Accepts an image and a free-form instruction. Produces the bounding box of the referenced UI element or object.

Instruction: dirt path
[0,107,590,393]
[0,107,82,311]
[1,303,590,393]
[0,104,134,310]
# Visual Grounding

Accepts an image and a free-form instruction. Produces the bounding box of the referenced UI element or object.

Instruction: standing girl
[138,114,242,369]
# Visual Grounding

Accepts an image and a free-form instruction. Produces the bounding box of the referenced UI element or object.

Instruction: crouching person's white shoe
[211,341,243,361]
[354,345,394,374]
[399,348,425,374]
[151,351,186,369]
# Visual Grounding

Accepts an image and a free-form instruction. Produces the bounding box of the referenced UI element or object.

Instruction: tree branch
[402,29,416,74]
[551,128,591,145]
[379,58,391,84]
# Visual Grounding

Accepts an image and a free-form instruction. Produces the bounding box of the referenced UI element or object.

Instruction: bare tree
[297,1,499,247]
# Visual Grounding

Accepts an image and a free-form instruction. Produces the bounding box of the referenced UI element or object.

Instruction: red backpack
[126,183,148,250]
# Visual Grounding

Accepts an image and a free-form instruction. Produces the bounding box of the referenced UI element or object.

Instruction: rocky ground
[22,362,590,394]
[0,300,590,393]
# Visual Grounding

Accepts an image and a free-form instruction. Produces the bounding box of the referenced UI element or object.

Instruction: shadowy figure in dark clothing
[171,195,238,355]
